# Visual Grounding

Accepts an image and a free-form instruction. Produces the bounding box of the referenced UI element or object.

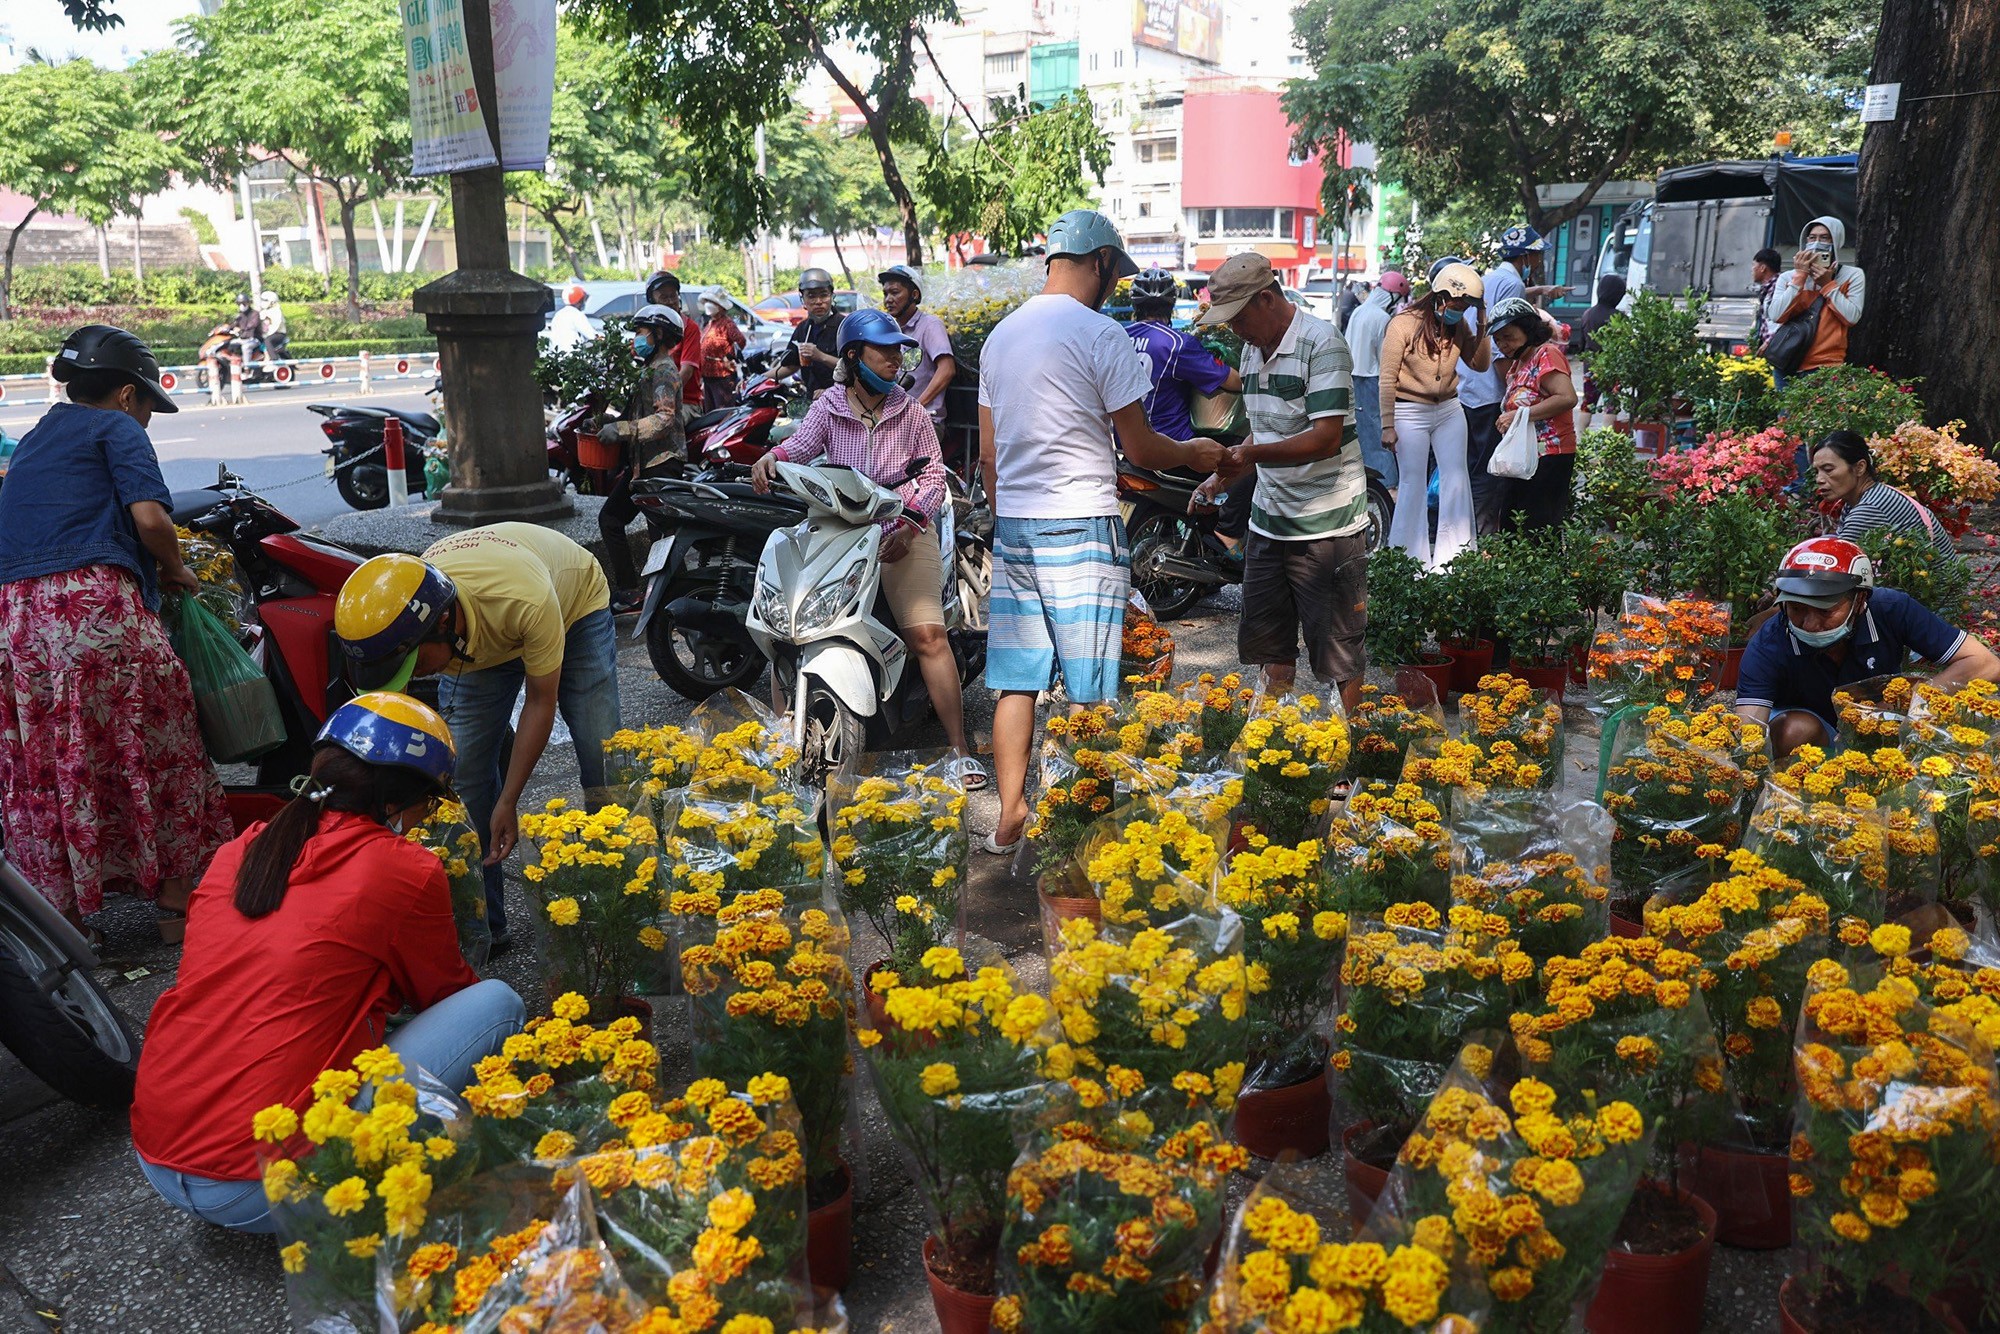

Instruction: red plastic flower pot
[807,1162,854,1294]
[1685,1143,1792,1249]
[1584,1186,1716,1334]
[1440,638,1495,693]
[574,430,619,471]
[1402,654,1456,703]
[1341,1121,1394,1231]
[1234,1070,1332,1161]
[923,1236,996,1334]
[1512,660,1569,702]
[1719,646,1747,691]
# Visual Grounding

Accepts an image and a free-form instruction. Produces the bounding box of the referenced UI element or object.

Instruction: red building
[1180,82,1339,286]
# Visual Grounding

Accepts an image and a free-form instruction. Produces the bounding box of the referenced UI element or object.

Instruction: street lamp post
[413,0,570,527]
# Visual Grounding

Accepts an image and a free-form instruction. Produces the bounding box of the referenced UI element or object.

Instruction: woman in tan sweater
[1378,263,1489,567]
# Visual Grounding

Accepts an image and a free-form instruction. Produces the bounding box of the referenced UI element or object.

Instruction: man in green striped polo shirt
[1194,252,1365,707]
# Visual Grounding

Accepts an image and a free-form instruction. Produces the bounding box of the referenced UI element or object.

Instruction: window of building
[1133,137,1178,164]
[1279,209,1296,238]
[1192,208,1218,237]
[1113,48,1124,67]
[1088,52,1098,71]
[985,51,1021,77]
[1223,207,1277,238]
[1137,200,1152,218]
[1287,147,1311,168]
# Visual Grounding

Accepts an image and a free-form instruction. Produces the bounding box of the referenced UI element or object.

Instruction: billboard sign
[1133,0,1222,65]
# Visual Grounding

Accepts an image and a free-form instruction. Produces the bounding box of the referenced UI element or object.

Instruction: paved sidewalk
[0,571,1794,1331]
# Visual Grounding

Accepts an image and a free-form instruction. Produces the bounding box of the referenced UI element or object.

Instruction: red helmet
[1775,536,1875,604]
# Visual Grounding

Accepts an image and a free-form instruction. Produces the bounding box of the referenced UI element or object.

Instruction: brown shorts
[1237,531,1367,683]
[879,526,945,629]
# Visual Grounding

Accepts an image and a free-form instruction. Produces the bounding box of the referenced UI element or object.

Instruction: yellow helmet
[316,691,457,789]
[334,553,459,692]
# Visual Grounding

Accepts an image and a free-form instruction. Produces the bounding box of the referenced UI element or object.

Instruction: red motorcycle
[547,364,795,493]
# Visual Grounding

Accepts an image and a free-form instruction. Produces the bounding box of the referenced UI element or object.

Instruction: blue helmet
[836,308,918,355]
[315,691,458,791]
[1499,225,1545,258]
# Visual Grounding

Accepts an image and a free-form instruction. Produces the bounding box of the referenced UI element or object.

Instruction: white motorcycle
[747,460,987,776]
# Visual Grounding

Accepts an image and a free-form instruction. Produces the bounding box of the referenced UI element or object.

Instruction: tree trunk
[828,230,854,289]
[338,193,364,322]
[1850,1,2000,445]
[96,224,111,281]
[1,207,38,322]
[131,219,143,295]
[542,209,586,279]
[812,46,925,265]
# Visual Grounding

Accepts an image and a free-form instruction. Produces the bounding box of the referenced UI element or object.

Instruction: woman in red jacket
[130,692,524,1233]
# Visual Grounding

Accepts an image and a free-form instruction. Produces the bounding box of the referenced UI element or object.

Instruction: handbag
[1486,403,1540,480]
[1761,286,1827,376]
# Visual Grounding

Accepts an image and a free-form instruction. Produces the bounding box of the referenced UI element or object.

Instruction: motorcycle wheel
[799,683,867,785]
[0,891,140,1109]
[337,460,390,511]
[1364,479,1393,555]
[1127,510,1206,621]
[645,607,764,701]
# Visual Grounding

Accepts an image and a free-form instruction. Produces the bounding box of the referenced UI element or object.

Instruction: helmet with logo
[877,264,924,299]
[798,267,835,294]
[1045,209,1140,278]
[1431,263,1485,301]
[1775,536,1875,606]
[836,308,918,356]
[1131,267,1179,303]
[630,303,685,339]
[1426,256,1467,285]
[50,324,179,414]
[1498,224,1546,258]
[1485,296,1541,337]
[316,692,458,792]
[334,554,460,692]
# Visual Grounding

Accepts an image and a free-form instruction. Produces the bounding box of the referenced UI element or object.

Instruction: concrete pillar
[414,0,569,527]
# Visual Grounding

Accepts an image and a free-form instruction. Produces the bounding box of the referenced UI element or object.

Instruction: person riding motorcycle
[594,303,688,612]
[229,293,265,346]
[773,268,841,398]
[255,291,289,361]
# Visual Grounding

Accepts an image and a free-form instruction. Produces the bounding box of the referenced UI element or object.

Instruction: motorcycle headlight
[752,580,790,636]
[793,560,868,635]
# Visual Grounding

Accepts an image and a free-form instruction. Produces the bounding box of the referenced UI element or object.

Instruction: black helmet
[644,269,681,303]
[1131,267,1179,303]
[51,325,178,415]
[798,268,835,294]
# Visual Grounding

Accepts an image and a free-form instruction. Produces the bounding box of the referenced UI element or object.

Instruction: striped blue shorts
[986,515,1131,704]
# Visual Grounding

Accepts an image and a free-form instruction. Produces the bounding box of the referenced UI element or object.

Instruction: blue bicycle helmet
[836,308,918,354]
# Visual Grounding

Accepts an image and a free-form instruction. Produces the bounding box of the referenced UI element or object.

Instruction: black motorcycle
[630,470,808,700]
[309,398,439,510]
[1120,448,1394,620]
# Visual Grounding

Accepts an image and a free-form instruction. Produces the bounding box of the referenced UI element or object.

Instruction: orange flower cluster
[1588,596,1730,711]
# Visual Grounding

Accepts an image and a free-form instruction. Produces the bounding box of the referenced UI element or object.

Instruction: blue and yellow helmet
[334,553,458,692]
[315,692,457,790]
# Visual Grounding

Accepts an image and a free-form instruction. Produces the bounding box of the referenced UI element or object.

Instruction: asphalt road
[0,381,436,532]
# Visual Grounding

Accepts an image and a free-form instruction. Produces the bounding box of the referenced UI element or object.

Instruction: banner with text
[492,0,558,170]
[404,0,498,177]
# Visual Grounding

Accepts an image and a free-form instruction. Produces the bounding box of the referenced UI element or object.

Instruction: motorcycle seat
[388,409,440,434]
[688,407,734,434]
[170,489,224,525]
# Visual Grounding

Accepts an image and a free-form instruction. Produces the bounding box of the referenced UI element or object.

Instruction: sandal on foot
[956,757,990,791]
[981,830,1023,855]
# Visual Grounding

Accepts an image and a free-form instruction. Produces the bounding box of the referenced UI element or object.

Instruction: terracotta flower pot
[1686,1143,1792,1249]
[1512,659,1569,702]
[862,959,894,1032]
[1234,1070,1332,1160]
[1401,654,1456,703]
[922,1236,995,1334]
[1341,1121,1394,1231]
[1584,1187,1716,1334]
[807,1163,854,1293]
[1440,638,1495,693]
[1719,645,1747,691]
[1608,912,1643,939]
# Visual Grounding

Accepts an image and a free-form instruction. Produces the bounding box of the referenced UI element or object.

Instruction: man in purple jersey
[1126,267,1240,439]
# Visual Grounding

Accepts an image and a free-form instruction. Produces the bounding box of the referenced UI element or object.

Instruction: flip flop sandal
[957,758,990,791]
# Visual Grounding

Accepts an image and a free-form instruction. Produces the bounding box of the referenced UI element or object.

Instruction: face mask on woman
[1437,306,1465,327]
[854,358,898,395]
[633,334,655,360]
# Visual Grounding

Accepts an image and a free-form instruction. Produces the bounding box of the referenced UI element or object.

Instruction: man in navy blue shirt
[1734,537,2000,756]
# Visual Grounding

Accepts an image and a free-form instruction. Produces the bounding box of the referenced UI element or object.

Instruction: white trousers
[1388,398,1474,569]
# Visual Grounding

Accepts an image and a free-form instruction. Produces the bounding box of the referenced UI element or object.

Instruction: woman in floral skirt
[0,325,231,941]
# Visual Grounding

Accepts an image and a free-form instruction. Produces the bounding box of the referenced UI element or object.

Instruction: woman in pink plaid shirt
[752,310,983,785]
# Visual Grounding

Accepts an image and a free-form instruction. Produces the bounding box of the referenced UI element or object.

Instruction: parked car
[680,285,793,360]
[752,290,875,326]
[542,281,650,334]
[1298,275,1342,321]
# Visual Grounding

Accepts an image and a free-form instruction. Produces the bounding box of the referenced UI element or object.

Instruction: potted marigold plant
[1213,833,1347,1158]
[1332,909,1528,1224]
[855,945,1058,1331]
[602,722,699,823]
[1233,692,1352,844]
[1786,939,2000,1330]
[1119,595,1176,690]
[1180,670,1260,763]
[1601,705,1768,923]
[1082,808,1222,931]
[1645,850,1828,1249]
[1028,704,1120,882]
[991,1086,1247,1334]
[1459,674,1565,773]
[1046,914,1248,1133]
[1761,742,1936,919]
[519,800,664,1020]
[405,799,495,967]
[1323,781,1454,918]
[827,752,968,1010]
[1361,1061,1651,1334]
[1587,593,1732,717]
[1346,682,1447,782]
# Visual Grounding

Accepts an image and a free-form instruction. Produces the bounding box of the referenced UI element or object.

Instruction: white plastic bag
[1486,407,1540,479]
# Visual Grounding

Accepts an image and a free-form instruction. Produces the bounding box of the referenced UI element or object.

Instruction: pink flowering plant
[1865,419,2000,537]
[1648,427,1800,504]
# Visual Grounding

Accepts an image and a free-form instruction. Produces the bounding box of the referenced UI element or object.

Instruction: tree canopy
[915,93,1110,260]
[146,0,410,317]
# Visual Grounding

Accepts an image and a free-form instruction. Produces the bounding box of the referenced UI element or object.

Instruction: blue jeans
[1352,375,1396,488]
[136,979,526,1234]
[436,608,622,936]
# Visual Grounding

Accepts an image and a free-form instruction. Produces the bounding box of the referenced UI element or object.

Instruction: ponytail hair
[234,746,444,919]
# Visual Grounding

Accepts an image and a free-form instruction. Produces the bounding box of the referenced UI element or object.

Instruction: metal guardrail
[0,349,440,407]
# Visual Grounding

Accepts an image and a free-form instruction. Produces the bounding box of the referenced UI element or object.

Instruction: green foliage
[1364,545,1434,667]
[1689,354,1781,436]
[1556,520,1646,621]
[1572,427,1655,531]
[1854,526,1974,624]
[1283,0,1773,228]
[1770,363,1925,449]
[178,207,220,246]
[535,317,643,408]
[146,0,410,316]
[1587,290,1720,422]
[1430,547,1507,644]
[674,244,749,296]
[753,118,897,284]
[1483,531,1588,664]
[1660,491,1803,644]
[915,95,1112,256]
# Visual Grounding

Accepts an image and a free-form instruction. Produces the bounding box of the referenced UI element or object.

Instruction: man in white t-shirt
[547,283,595,353]
[977,209,1226,854]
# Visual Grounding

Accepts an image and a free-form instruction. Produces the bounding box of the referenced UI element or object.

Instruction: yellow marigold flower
[261,1157,300,1204]
[533,1130,577,1160]
[546,897,582,927]
[252,1104,299,1143]
[1509,1079,1556,1116]
[1597,1101,1644,1144]
[343,1234,382,1259]
[685,1078,728,1109]
[279,1241,308,1275]
[352,1047,404,1085]
[919,946,964,979]
[920,1062,960,1096]
[707,1187,757,1234]
[1869,923,1912,958]
[1829,1211,1871,1243]
[746,1073,792,1107]
[311,1068,361,1105]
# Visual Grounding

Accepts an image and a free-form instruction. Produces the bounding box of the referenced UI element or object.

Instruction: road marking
[151,436,196,444]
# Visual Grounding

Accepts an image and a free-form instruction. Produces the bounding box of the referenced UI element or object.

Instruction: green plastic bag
[169,593,286,763]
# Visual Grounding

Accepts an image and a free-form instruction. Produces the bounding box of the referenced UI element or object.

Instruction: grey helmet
[1045,209,1139,278]
[629,302,685,341]
[1131,267,1179,303]
[877,264,923,299]
[1485,296,1541,337]
[798,267,835,294]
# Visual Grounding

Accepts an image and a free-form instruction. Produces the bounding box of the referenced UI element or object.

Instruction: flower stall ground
[30,543,2000,1332]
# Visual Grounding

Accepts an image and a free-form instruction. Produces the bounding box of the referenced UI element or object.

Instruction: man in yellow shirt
[334,523,619,949]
